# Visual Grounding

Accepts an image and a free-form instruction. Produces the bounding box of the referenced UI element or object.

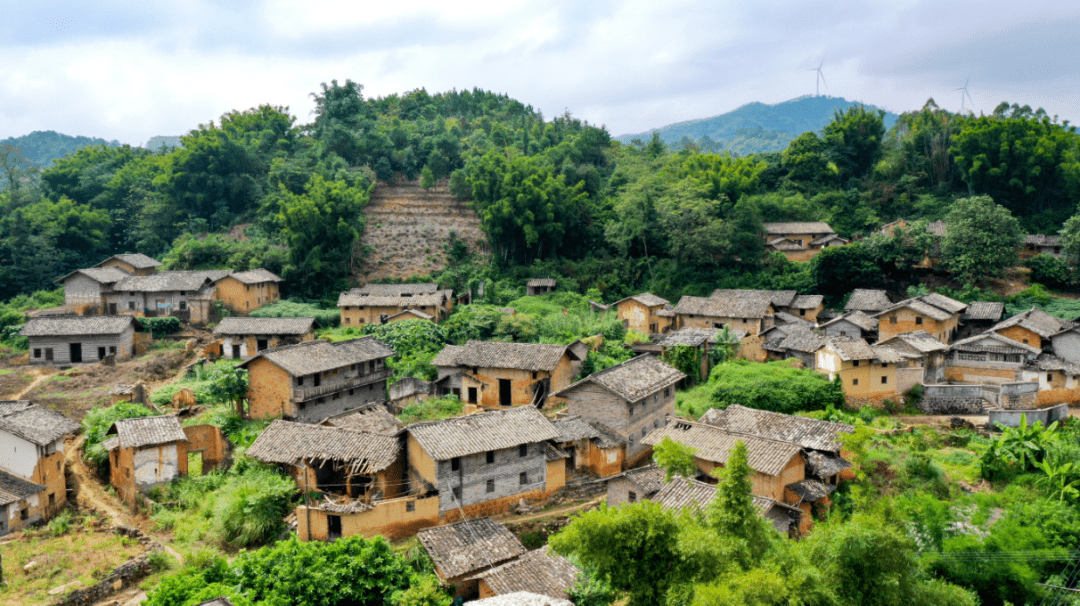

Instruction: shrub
[903,383,923,405]
[398,396,464,425]
[520,530,545,549]
[82,401,156,473]
[703,360,846,416]
[136,316,182,337]
[212,467,297,547]
[250,298,340,327]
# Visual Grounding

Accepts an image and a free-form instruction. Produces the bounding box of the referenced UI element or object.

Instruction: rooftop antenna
[955,74,974,112]
[808,58,828,97]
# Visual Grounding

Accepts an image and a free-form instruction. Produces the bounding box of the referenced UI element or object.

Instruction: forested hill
[616,96,899,155]
[0,131,121,166]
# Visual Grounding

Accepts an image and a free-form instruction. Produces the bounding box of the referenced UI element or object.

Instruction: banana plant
[1034,459,1080,503]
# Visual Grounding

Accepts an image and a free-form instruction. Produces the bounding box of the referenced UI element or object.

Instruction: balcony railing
[292,368,393,402]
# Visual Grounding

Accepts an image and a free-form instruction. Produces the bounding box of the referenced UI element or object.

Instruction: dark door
[499,379,512,407]
[327,515,342,540]
[314,373,321,387]
[98,346,106,360]
[467,387,478,404]
[257,339,268,351]
[108,303,117,315]
[231,345,241,359]
[70,343,82,363]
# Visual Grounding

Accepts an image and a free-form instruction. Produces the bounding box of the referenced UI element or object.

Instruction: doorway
[327,515,342,540]
[187,451,203,476]
[499,379,512,407]
[231,344,241,359]
[70,343,82,363]
[467,387,478,404]
[257,339,268,352]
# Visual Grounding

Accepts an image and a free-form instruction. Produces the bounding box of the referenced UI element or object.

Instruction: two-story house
[337,283,453,326]
[613,293,674,335]
[0,401,80,534]
[763,222,846,261]
[815,337,911,404]
[240,337,397,422]
[988,307,1065,350]
[22,316,141,365]
[212,316,317,359]
[211,269,283,315]
[672,295,776,335]
[873,293,966,344]
[430,341,585,409]
[552,354,685,468]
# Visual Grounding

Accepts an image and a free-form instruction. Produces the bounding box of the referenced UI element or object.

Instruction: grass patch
[398,396,464,425]
[48,374,71,382]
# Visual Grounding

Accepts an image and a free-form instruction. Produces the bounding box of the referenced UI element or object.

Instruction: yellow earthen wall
[341,305,443,326]
[877,310,958,344]
[679,314,768,335]
[617,300,672,334]
[996,325,1043,349]
[585,442,625,477]
[214,277,280,315]
[944,364,1019,385]
[408,434,437,486]
[297,495,441,541]
[33,450,67,510]
[463,364,572,410]
[838,360,899,399]
[247,358,295,419]
[545,459,566,494]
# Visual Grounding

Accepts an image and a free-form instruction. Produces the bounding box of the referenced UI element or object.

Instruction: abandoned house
[239,336,396,422]
[672,295,776,335]
[430,340,585,409]
[0,401,80,532]
[550,415,627,477]
[407,406,563,519]
[815,337,912,403]
[211,269,283,315]
[959,302,1007,339]
[93,253,162,276]
[945,332,1042,385]
[212,316,317,359]
[605,464,667,506]
[875,330,949,384]
[656,327,729,379]
[762,222,846,260]
[553,354,685,468]
[613,293,675,334]
[55,266,134,311]
[107,270,231,322]
[763,326,826,370]
[337,283,453,326]
[843,289,892,314]
[21,315,142,365]
[873,293,966,344]
[649,475,803,535]
[472,548,582,601]
[1022,234,1064,258]
[104,415,189,504]
[988,306,1066,350]
[526,278,556,296]
[418,517,527,598]
[819,310,878,341]
[320,402,404,435]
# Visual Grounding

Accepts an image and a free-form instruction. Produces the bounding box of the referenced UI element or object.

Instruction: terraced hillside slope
[357,181,487,282]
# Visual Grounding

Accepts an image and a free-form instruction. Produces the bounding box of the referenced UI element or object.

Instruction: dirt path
[500,496,604,524]
[12,366,55,399]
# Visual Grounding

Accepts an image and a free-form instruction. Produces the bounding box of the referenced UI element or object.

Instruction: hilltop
[616,95,899,155]
[0,130,121,166]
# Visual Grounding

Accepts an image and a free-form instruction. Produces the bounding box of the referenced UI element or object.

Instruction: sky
[2,0,1079,145]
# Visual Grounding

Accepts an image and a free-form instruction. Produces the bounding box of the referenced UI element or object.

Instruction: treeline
[2,86,1079,304]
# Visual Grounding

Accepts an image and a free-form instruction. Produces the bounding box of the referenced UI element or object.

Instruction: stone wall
[357,182,487,282]
[1000,382,1040,410]
[56,526,161,606]
[919,384,989,414]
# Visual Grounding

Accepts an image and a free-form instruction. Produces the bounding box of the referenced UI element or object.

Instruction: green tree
[822,104,887,182]
[419,165,435,189]
[810,242,882,300]
[207,364,250,418]
[653,436,698,482]
[706,441,775,567]
[1059,211,1080,265]
[941,195,1022,280]
[781,132,831,185]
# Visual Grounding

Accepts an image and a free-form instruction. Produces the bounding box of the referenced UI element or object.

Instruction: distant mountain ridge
[616,96,900,155]
[0,130,121,166]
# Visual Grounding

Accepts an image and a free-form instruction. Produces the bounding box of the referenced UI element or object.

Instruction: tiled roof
[991,307,1067,339]
[0,469,46,506]
[823,337,878,361]
[0,401,80,445]
[775,311,814,326]
[337,290,448,308]
[614,465,667,496]
[844,289,892,313]
[418,517,526,580]
[321,403,403,436]
[55,267,132,285]
[466,593,574,606]
[20,315,134,337]
[950,332,1042,355]
[656,327,717,347]
[649,476,799,524]
[875,294,965,322]
[107,415,187,449]
[673,295,773,320]
[767,237,805,251]
[227,268,282,284]
[963,301,1006,321]
[763,222,835,235]
[615,293,670,308]
[805,451,853,479]
[355,283,441,296]
[878,330,948,354]
[790,295,824,310]
[810,234,849,246]
[96,253,162,269]
[113,270,231,293]
[926,220,947,236]
[212,316,316,336]
[385,309,435,321]
[1031,354,1080,376]
[431,341,572,372]
[920,293,968,314]
[589,422,628,449]
[102,436,119,452]
[552,354,685,403]
[408,406,559,461]
[473,549,580,599]
[246,420,400,474]
[786,478,836,502]
[238,337,396,377]
[544,443,569,461]
[551,415,601,443]
[775,327,826,354]
[527,278,556,287]
[710,289,798,308]
[697,405,853,452]
[642,419,802,476]
[819,310,878,332]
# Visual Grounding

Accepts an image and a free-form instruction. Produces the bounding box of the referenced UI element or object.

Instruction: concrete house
[472,548,581,601]
[614,293,674,334]
[988,307,1066,350]
[672,295,776,335]
[22,315,140,365]
[240,337,396,422]
[876,331,949,384]
[419,517,527,598]
[430,341,584,409]
[649,476,803,535]
[526,278,556,296]
[0,401,80,533]
[815,337,911,403]
[819,310,878,341]
[406,406,563,518]
[104,415,189,504]
[211,269,283,315]
[93,253,162,276]
[212,316,317,359]
[873,293,966,344]
[550,415,627,477]
[338,283,453,326]
[552,354,685,468]
[843,289,892,314]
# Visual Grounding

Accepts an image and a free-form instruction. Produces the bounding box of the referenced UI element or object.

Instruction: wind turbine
[809,59,827,97]
[955,75,974,112]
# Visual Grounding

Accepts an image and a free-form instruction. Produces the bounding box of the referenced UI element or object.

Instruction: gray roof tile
[763,222,835,235]
[212,317,316,336]
[819,310,878,332]
[614,464,667,495]
[552,354,685,403]
[96,253,162,269]
[239,337,396,377]
[355,283,441,295]
[321,403,403,436]
[877,330,948,354]
[227,268,282,284]
[472,549,580,599]
[673,295,774,320]
[710,289,798,308]
[408,406,559,460]
[108,415,187,449]
[20,315,134,337]
[431,341,573,373]
[991,307,1067,339]
[615,293,670,307]
[963,301,1006,321]
[55,267,132,285]
[642,419,802,476]
[466,593,574,606]
[0,469,46,505]
[698,405,853,452]
[246,420,400,474]
[527,278,556,287]
[418,517,526,579]
[551,415,601,443]
[0,401,80,445]
[113,270,230,293]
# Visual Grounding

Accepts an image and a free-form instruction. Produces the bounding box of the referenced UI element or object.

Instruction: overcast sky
[2,1,1078,145]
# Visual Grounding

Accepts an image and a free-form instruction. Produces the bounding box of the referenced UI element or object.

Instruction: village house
[240,337,396,422]
[431,340,585,409]
[613,293,675,334]
[945,332,1042,385]
[762,326,825,370]
[550,415,627,477]
[467,593,573,606]
[208,269,283,315]
[672,295,776,335]
[1022,234,1064,259]
[649,476,803,535]
[843,289,892,314]
[419,517,527,598]
[815,337,911,403]
[0,401,80,533]
[606,465,667,506]
[384,309,436,323]
[320,402,404,435]
[763,222,847,261]
[338,283,453,326]
[55,267,133,312]
[22,315,144,365]
[819,310,878,341]
[873,293,967,344]
[94,253,162,276]
[959,302,1007,339]
[526,278,556,296]
[552,354,685,468]
[104,415,189,504]
[988,307,1065,350]
[655,327,732,379]
[472,548,581,601]
[875,330,949,384]
[212,316,317,359]
[106,270,232,322]
[406,406,562,519]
